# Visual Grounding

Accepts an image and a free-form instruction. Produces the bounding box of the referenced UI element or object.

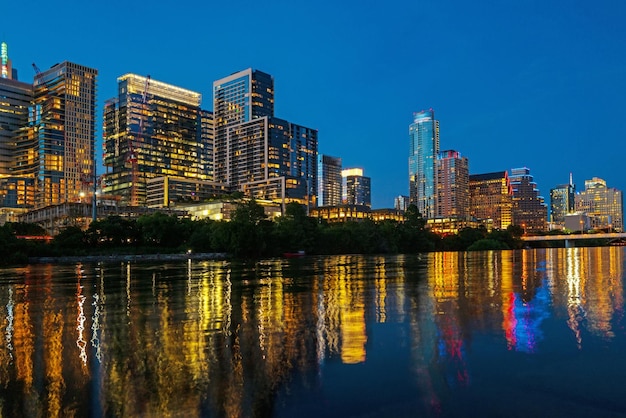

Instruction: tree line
[0,201,526,265]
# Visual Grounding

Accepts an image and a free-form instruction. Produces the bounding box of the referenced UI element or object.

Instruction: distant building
[575,177,623,231]
[469,171,513,230]
[409,109,439,219]
[436,150,469,219]
[102,74,208,206]
[342,168,371,207]
[509,167,547,233]
[394,195,410,212]
[550,173,575,229]
[318,154,342,207]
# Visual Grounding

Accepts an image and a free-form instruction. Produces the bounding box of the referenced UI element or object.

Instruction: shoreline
[28,252,229,264]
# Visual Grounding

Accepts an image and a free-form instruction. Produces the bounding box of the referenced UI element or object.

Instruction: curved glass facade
[409,109,439,219]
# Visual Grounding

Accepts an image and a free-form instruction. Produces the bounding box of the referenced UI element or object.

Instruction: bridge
[521,232,626,247]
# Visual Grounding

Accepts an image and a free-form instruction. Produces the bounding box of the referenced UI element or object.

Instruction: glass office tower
[469,171,513,230]
[12,62,98,208]
[342,168,371,207]
[550,174,575,228]
[509,167,547,232]
[318,154,342,207]
[0,75,33,207]
[103,74,208,206]
[409,109,439,219]
[213,68,317,206]
[575,177,623,231]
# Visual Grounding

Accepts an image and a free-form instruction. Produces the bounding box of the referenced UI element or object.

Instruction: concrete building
[436,150,469,219]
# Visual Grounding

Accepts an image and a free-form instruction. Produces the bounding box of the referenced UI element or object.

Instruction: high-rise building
[342,168,371,207]
[469,171,513,230]
[509,167,547,233]
[11,62,98,208]
[409,109,439,219]
[318,154,342,207]
[550,173,575,228]
[213,68,317,206]
[102,74,209,206]
[0,74,33,207]
[394,195,410,212]
[575,177,623,231]
[436,150,469,218]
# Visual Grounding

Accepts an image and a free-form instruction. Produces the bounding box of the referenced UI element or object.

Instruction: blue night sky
[3,0,626,209]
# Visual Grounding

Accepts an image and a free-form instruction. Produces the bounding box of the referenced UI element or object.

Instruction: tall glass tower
[102,74,207,206]
[213,68,317,206]
[318,154,342,207]
[14,62,98,208]
[409,109,439,219]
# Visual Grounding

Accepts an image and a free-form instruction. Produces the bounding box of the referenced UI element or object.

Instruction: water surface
[0,248,625,417]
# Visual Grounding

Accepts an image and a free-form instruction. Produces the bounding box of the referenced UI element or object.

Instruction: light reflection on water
[0,249,624,417]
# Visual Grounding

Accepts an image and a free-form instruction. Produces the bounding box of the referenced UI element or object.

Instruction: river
[0,248,625,417]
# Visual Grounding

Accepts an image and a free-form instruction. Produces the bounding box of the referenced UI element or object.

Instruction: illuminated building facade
[213,69,317,206]
[318,154,342,207]
[395,195,410,212]
[103,74,209,206]
[342,168,371,207]
[409,109,439,219]
[550,174,575,229]
[12,62,98,208]
[0,75,33,207]
[509,167,547,233]
[575,177,623,231]
[469,171,513,230]
[436,150,469,219]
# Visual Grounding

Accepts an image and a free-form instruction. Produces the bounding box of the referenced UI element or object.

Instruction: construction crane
[128,75,150,206]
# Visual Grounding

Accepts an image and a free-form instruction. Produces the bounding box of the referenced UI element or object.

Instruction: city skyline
[3,1,626,209]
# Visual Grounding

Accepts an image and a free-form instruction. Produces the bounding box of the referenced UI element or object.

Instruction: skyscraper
[213,68,317,206]
[342,168,371,207]
[509,167,547,232]
[469,171,513,230]
[0,71,33,207]
[318,154,342,207]
[12,62,98,208]
[103,74,208,206]
[409,109,439,219]
[436,150,469,218]
[550,173,575,228]
[575,177,623,231]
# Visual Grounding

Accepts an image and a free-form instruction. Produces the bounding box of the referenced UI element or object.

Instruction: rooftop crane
[128,75,150,206]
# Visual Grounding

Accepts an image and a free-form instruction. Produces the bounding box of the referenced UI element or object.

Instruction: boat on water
[283,250,306,258]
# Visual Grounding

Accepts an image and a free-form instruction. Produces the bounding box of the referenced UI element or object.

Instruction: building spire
[569,172,573,186]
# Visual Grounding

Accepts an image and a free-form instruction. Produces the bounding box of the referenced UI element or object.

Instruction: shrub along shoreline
[0,201,540,267]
